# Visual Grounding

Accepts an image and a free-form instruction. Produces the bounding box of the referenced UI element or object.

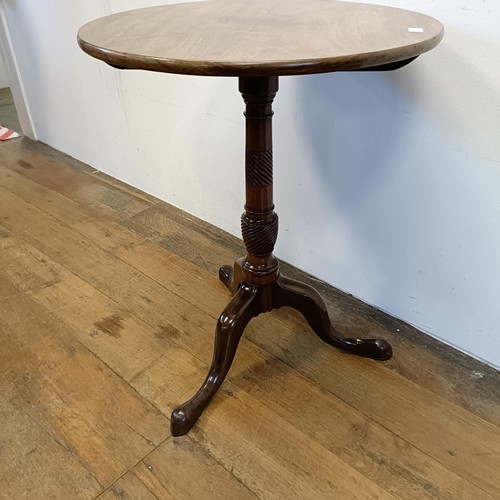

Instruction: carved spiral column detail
[246,149,273,186]
[241,212,278,256]
[238,76,280,284]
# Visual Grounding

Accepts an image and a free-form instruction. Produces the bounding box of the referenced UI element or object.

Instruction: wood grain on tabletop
[77,0,444,76]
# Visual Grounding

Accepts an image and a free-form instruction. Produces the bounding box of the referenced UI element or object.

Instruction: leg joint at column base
[242,255,280,285]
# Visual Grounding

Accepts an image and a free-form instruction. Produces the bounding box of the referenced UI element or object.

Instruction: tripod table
[78,0,443,436]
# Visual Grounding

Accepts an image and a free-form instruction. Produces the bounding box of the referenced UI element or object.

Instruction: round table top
[78,0,443,77]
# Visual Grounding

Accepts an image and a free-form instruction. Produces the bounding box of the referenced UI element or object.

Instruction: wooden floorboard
[1,136,500,499]
[4,140,500,431]
[96,437,259,500]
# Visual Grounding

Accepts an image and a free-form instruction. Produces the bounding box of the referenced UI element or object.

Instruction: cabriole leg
[273,275,392,360]
[170,283,259,436]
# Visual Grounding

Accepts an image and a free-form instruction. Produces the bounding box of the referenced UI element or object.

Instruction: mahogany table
[78,0,443,436]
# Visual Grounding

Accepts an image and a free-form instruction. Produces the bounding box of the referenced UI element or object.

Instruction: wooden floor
[1,135,500,499]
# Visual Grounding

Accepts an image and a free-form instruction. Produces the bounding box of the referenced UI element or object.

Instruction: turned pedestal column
[170,77,392,436]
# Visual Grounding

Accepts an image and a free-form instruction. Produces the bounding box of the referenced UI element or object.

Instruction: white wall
[3,0,500,368]
[0,48,8,88]
[0,2,36,138]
